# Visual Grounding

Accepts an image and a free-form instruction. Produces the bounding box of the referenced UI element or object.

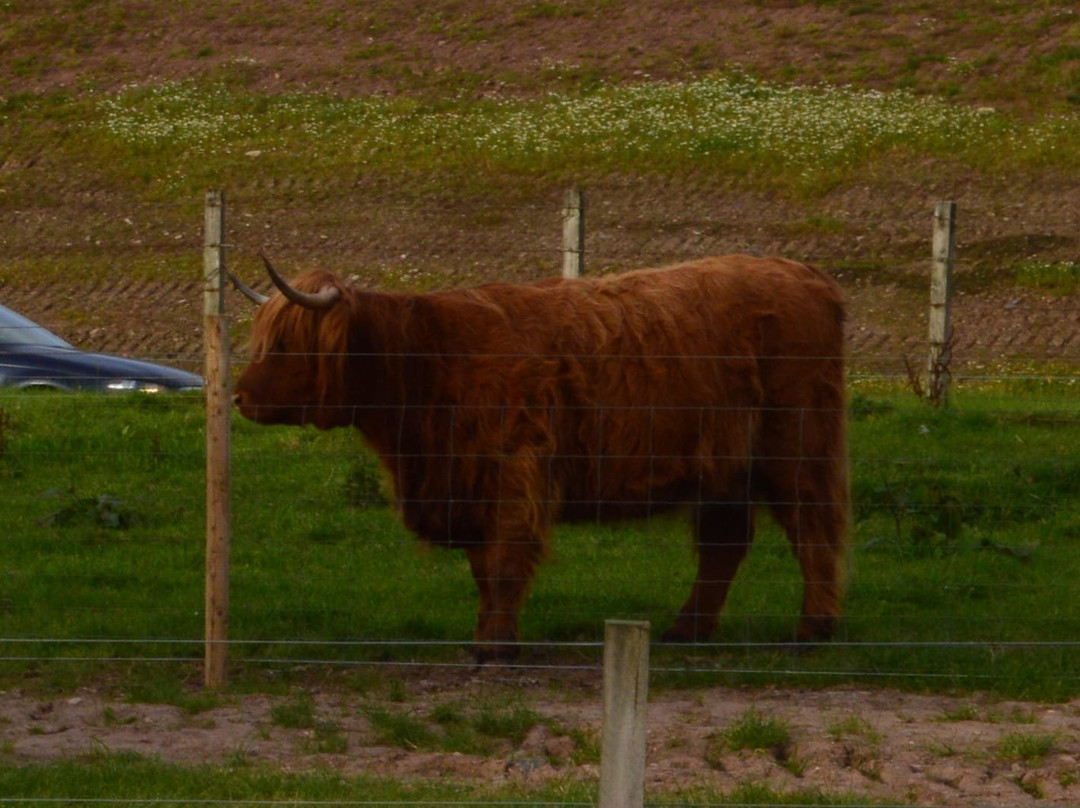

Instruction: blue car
[0,303,203,392]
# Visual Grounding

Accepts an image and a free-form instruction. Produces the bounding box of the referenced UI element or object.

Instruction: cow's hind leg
[767,477,847,643]
[663,502,754,643]
[773,494,846,639]
[759,393,849,644]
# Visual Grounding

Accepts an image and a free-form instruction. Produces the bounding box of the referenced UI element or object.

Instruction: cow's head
[232,256,355,430]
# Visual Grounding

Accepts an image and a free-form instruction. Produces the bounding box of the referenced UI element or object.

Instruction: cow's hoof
[472,643,519,665]
[795,614,838,643]
[660,627,689,644]
[661,621,714,644]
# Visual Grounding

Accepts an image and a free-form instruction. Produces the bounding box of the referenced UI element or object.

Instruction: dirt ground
[4,667,1080,806]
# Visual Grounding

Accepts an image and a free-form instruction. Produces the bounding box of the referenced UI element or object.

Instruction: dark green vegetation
[2,383,1079,700]
[0,753,892,808]
[0,753,594,807]
[706,709,803,776]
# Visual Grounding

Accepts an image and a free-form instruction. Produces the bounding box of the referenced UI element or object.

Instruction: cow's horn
[261,252,342,309]
[228,271,269,305]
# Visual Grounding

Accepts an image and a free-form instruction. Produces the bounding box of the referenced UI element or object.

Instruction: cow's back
[393,255,844,528]
[451,256,844,519]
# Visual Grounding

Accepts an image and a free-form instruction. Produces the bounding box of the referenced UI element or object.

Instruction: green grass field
[2,382,1079,701]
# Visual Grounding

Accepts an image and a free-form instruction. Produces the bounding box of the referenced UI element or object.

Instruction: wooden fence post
[203,189,231,690]
[562,188,585,279]
[928,200,956,406]
[598,620,650,808]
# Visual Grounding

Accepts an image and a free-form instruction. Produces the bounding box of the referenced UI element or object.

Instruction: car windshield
[0,304,75,350]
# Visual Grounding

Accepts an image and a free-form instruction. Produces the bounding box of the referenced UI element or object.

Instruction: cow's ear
[314,303,352,401]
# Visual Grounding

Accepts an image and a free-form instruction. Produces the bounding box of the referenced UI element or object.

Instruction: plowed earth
[4,178,1079,379]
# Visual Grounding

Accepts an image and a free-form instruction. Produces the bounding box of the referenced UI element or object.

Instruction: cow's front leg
[663,502,754,643]
[464,533,542,663]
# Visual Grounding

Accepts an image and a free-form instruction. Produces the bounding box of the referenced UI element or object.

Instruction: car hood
[0,345,204,390]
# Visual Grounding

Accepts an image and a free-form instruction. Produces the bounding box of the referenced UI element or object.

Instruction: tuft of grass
[102,706,136,727]
[997,730,1058,763]
[307,722,348,755]
[472,705,543,747]
[828,716,882,781]
[708,709,801,774]
[429,702,464,726]
[270,694,318,730]
[360,698,583,761]
[270,693,347,754]
[123,671,223,715]
[562,727,601,765]
[927,741,958,758]
[989,707,1039,725]
[364,700,544,756]
[937,703,979,722]
[362,705,434,749]
[827,716,882,745]
[722,709,793,753]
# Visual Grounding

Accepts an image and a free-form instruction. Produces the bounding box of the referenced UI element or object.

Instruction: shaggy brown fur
[235,255,849,661]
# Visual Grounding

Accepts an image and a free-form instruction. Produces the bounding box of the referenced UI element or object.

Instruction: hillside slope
[1,0,1079,375]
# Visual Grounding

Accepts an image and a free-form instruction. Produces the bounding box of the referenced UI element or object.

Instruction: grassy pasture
[2,383,1079,701]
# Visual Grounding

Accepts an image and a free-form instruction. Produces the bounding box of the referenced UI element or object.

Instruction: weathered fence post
[928,200,956,406]
[598,620,650,808]
[562,188,585,279]
[204,189,231,690]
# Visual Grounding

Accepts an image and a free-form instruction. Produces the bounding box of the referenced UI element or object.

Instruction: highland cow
[233,254,849,661]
